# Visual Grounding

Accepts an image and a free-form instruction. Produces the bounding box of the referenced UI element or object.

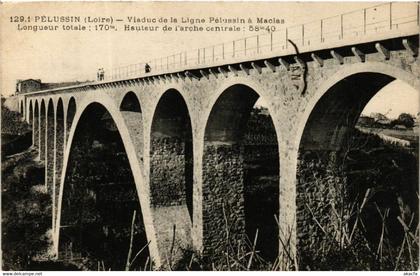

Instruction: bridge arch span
[148,88,194,262]
[120,91,142,112]
[65,97,77,143]
[55,94,161,268]
[45,98,55,194]
[296,61,420,152]
[33,99,40,149]
[200,82,281,262]
[293,61,420,263]
[28,100,33,125]
[20,99,24,117]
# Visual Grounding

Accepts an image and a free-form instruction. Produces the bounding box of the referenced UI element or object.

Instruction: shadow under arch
[202,84,280,263]
[66,97,76,142]
[120,91,141,112]
[33,100,39,149]
[57,102,151,270]
[46,98,55,194]
[28,100,33,125]
[39,99,46,160]
[53,98,65,231]
[295,69,419,269]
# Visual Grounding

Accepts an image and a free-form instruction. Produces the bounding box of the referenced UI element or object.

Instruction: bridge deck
[22,2,419,96]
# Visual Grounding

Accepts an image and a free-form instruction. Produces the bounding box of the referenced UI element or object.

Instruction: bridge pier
[278,142,298,268]
[33,101,39,150]
[202,143,245,258]
[54,100,65,232]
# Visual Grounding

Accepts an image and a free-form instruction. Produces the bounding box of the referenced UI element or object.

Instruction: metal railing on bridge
[104,2,419,81]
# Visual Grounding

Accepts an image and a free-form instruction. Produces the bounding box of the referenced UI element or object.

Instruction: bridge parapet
[21,2,419,98]
[105,2,418,80]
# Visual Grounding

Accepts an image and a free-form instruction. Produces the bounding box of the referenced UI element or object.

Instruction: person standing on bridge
[145,63,151,74]
[100,68,105,81]
[97,68,105,81]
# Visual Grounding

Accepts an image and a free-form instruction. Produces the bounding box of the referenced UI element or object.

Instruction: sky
[1,2,418,117]
[361,80,419,119]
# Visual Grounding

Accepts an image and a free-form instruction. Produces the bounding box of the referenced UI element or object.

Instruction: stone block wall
[202,143,245,258]
[46,113,55,194]
[150,137,192,207]
[33,108,39,149]
[39,111,46,160]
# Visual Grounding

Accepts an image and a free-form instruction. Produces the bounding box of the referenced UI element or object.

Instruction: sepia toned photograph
[0,1,419,272]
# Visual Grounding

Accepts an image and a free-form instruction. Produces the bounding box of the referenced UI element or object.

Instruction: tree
[395,113,415,128]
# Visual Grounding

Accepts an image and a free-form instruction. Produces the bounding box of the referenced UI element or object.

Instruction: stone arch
[55,95,161,267]
[54,98,65,231]
[28,100,33,125]
[66,97,76,143]
[46,98,55,196]
[119,91,144,174]
[202,83,280,262]
[294,62,420,265]
[120,91,142,112]
[295,62,420,152]
[149,88,193,261]
[33,100,40,149]
[39,99,46,160]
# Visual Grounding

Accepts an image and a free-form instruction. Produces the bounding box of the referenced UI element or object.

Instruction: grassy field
[357,126,419,143]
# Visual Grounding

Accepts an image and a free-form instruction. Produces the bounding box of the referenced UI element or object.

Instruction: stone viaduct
[14,2,419,269]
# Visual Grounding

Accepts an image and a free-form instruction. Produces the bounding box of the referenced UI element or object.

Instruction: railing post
[389,2,392,30]
[222,44,225,59]
[340,14,344,39]
[302,24,305,45]
[203,48,206,63]
[320,19,323,42]
[244,38,247,56]
[418,2,420,26]
[285,28,288,49]
[270,32,273,51]
[233,40,235,58]
[198,49,200,64]
[257,35,260,54]
[364,8,366,34]
[417,2,420,26]
[213,45,215,62]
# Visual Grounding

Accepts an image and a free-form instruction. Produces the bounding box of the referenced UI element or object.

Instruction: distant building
[415,112,420,127]
[370,112,389,122]
[393,124,407,130]
[15,79,93,95]
[16,79,42,94]
[376,118,392,126]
